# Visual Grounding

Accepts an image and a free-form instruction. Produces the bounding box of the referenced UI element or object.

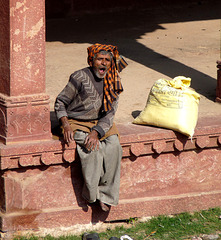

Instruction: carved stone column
[0,0,51,144]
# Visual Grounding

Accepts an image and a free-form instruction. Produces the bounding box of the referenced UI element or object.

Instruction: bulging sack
[133,76,200,138]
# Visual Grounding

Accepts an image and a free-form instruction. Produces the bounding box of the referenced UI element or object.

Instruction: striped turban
[87,43,128,112]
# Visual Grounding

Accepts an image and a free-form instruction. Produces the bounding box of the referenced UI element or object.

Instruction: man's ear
[89,62,93,67]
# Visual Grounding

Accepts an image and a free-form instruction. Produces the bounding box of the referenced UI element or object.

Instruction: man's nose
[101,59,107,65]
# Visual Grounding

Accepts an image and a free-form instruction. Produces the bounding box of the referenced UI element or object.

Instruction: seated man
[54,43,128,211]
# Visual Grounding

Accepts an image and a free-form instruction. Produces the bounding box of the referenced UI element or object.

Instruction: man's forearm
[60,116,70,127]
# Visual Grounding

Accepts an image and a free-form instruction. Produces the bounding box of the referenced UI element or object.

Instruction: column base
[0,93,52,144]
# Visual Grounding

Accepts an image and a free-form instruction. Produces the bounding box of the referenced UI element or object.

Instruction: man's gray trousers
[74,131,122,206]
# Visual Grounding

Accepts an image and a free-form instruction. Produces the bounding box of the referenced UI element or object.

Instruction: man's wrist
[91,129,98,136]
[92,126,105,138]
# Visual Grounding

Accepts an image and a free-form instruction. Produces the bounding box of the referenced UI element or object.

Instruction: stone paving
[45,0,221,126]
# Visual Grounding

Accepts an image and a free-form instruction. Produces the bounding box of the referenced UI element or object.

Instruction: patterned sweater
[54,67,118,138]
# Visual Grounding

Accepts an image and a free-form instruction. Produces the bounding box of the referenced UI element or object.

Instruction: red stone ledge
[1,115,221,233]
[0,116,221,170]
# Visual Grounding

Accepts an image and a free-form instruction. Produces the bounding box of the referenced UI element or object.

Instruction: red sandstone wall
[1,119,221,232]
[0,1,10,95]
[1,147,221,231]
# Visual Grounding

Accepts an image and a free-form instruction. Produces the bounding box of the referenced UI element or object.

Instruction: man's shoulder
[70,67,92,80]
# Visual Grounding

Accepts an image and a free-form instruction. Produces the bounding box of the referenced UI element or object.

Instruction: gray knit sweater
[54,67,118,138]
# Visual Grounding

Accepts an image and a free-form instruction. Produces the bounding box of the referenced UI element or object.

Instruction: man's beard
[93,67,108,79]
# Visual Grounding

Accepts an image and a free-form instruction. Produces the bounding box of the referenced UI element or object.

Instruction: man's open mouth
[99,67,107,74]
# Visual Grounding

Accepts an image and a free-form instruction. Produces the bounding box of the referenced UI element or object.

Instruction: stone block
[0,94,52,144]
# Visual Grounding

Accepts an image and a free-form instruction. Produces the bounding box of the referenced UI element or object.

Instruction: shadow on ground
[46,0,221,100]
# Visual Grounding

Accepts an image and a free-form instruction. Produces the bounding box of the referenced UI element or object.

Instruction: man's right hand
[60,116,74,146]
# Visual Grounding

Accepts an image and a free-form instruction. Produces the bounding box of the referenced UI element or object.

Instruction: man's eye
[96,57,110,61]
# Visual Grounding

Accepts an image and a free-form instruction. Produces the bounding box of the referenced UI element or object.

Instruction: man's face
[91,53,112,79]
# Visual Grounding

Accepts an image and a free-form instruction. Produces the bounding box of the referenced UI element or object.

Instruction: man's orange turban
[87,43,128,112]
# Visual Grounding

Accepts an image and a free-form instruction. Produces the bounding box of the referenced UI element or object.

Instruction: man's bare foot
[99,201,110,212]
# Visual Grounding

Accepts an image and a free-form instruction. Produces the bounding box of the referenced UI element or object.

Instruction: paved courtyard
[45,0,221,125]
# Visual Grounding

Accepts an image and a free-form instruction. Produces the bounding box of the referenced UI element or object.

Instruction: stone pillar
[216,60,221,103]
[0,0,51,144]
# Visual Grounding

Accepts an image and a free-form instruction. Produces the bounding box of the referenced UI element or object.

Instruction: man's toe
[99,201,110,211]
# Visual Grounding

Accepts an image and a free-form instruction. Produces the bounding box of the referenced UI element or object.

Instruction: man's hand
[84,130,99,151]
[60,116,74,146]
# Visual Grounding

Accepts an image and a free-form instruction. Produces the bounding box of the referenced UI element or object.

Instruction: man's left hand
[84,130,99,151]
